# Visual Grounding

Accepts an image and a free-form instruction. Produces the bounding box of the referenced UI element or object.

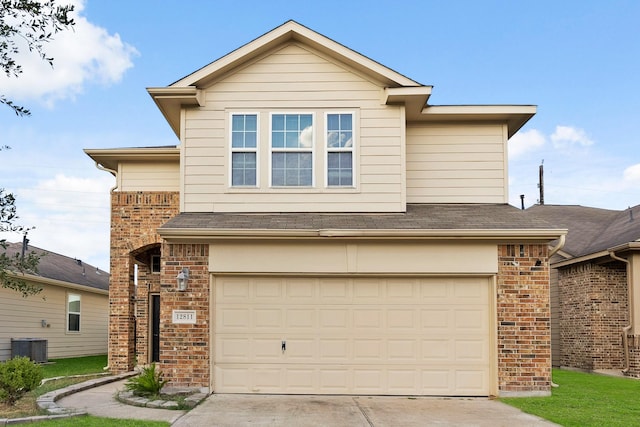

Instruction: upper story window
[326,113,354,187]
[230,113,258,186]
[67,293,81,332]
[271,113,314,187]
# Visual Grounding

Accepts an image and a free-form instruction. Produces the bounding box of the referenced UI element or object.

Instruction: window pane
[68,314,80,332]
[245,131,257,148]
[232,153,256,186]
[232,115,244,131]
[231,131,244,148]
[327,114,340,131]
[327,152,352,186]
[272,114,284,131]
[245,114,257,131]
[299,114,312,129]
[286,114,298,129]
[327,114,353,148]
[272,152,312,186]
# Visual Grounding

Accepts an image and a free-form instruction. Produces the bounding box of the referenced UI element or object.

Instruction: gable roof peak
[169,20,421,89]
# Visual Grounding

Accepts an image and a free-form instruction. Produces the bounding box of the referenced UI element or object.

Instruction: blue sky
[1,0,639,271]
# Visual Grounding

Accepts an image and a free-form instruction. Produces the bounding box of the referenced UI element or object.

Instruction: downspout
[94,162,119,192]
[609,250,632,374]
[549,234,566,257]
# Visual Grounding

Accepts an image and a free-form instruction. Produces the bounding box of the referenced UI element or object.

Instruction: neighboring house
[527,204,640,376]
[85,21,566,397]
[0,242,109,362]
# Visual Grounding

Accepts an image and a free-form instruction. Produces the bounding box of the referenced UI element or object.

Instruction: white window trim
[269,112,315,188]
[229,112,260,188]
[324,111,356,188]
[66,293,81,333]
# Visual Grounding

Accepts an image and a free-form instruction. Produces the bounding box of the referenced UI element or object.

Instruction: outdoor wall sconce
[176,268,189,291]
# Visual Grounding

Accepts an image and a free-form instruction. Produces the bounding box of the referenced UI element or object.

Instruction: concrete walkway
[56,379,186,424]
[54,378,559,427]
[172,394,559,427]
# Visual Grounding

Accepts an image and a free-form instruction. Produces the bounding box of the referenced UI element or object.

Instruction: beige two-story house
[86,21,565,397]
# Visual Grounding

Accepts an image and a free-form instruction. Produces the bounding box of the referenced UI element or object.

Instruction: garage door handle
[281,341,286,352]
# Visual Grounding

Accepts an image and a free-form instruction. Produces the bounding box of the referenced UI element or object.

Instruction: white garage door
[214,276,491,395]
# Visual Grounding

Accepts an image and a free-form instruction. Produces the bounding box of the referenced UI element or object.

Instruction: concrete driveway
[172,394,559,427]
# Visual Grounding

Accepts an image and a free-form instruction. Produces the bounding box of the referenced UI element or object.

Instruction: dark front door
[151,294,160,363]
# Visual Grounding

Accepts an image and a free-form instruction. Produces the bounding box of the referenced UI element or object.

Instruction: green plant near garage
[0,356,43,405]
[125,363,167,397]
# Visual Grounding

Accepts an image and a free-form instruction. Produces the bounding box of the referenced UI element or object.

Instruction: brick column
[497,244,551,396]
[109,192,179,373]
[159,243,210,389]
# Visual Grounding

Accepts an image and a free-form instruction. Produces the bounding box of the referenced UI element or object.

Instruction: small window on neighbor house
[67,293,81,332]
[231,113,258,186]
[326,113,354,187]
[271,113,314,186]
[151,255,161,274]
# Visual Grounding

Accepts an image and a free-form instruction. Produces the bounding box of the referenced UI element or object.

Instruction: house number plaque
[172,310,196,324]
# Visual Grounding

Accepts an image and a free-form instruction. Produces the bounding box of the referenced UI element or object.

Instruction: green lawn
[1,355,169,427]
[501,369,640,426]
[41,354,108,378]
[28,416,168,427]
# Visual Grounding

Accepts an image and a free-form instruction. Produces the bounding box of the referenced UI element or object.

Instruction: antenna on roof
[21,234,29,259]
[538,160,544,205]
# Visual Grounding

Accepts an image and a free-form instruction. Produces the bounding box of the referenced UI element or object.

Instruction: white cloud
[6,173,113,271]
[550,125,594,149]
[508,128,545,159]
[623,163,640,184]
[0,0,138,106]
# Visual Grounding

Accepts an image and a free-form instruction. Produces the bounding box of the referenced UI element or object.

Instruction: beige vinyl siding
[118,161,179,192]
[182,42,404,213]
[406,124,507,203]
[0,283,108,361]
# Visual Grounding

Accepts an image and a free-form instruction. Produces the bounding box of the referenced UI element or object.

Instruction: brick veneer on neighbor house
[558,262,629,371]
[497,244,552,395]
[109,192,179,374]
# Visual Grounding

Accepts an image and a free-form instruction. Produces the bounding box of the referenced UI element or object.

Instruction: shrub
[125,363,167,397]
[0,356,43,405]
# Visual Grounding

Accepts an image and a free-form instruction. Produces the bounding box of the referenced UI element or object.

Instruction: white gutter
[609,250,632,374]
[94,162,119,192]
[158,227,567,241]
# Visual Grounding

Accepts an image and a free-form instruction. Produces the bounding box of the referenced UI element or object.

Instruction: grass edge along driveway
[501,369,640,426]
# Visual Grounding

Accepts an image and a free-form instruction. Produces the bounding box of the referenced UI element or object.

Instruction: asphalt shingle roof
[527,204,640,257]
[3,242,109,291]
[161,203,556,231]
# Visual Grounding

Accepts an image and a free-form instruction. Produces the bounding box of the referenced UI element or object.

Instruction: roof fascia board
[159,227,566,241]
[172,21,421,89]
[418,105,537,138]
[146,87,204,137]
[7,272,109,296]
[84,147,179,171]
[551,242,640,268]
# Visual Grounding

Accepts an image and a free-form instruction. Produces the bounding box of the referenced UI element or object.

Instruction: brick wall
[159,243,210,388]
[558,261,628,370]
[109,191,179,373]
[134,260,161,365]
[497,244,551,396]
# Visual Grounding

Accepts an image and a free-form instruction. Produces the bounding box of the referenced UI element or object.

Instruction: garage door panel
[215,276,491,396]
[319,339,350,361]
[319,308,349,328]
